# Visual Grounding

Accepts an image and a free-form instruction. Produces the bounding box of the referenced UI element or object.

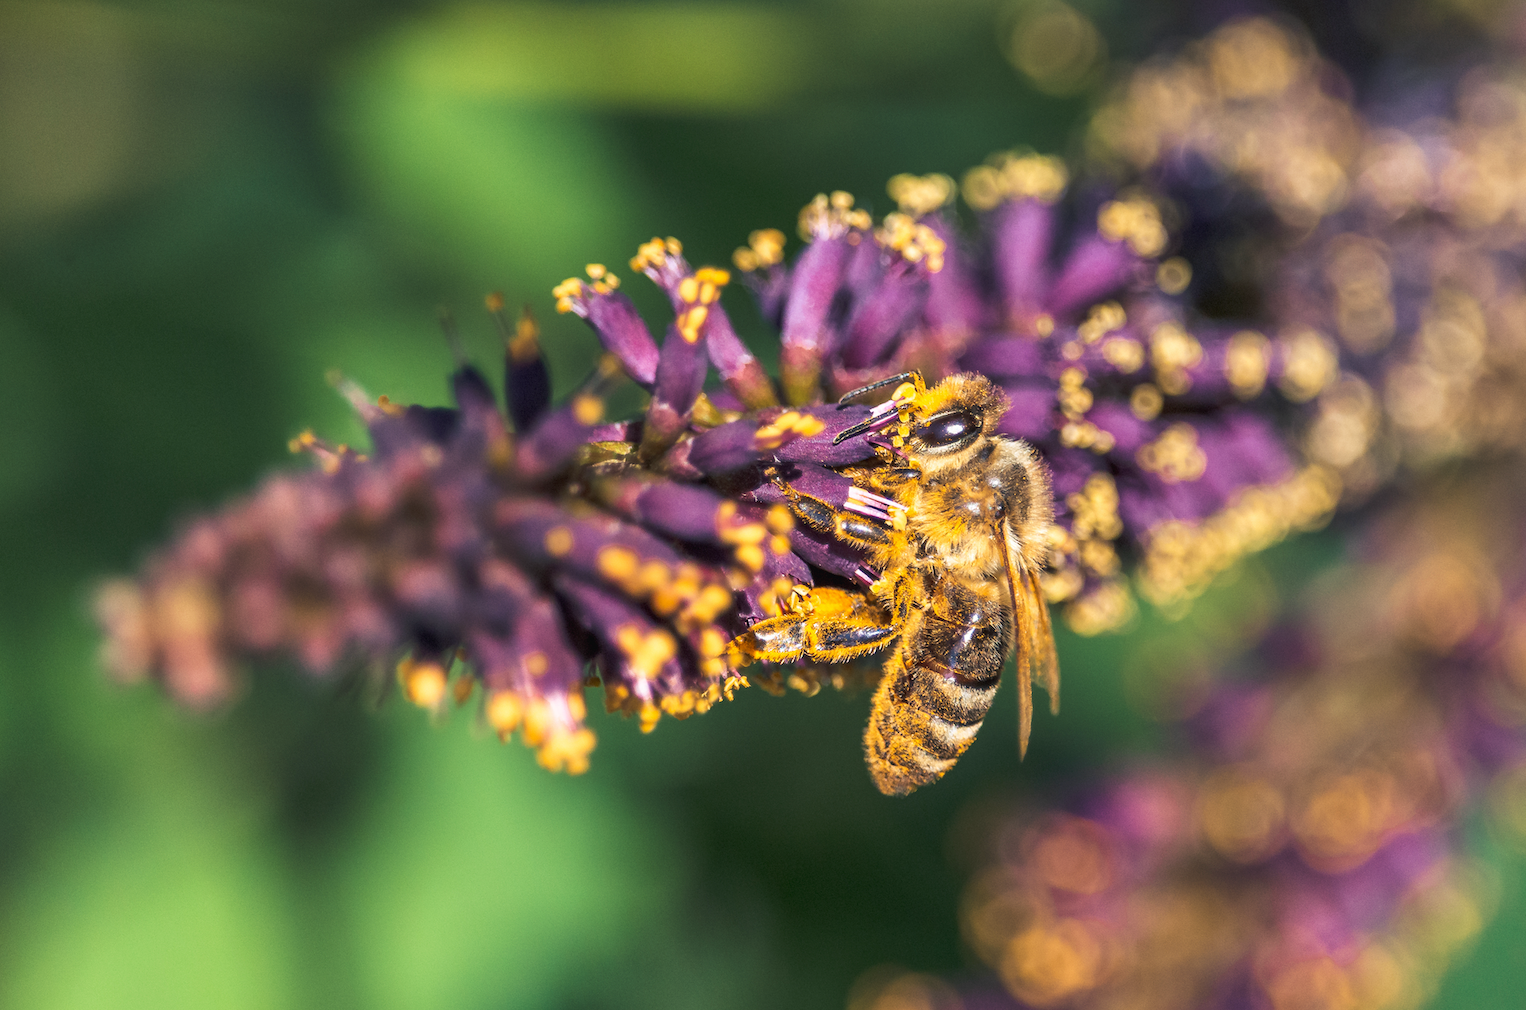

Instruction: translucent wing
[1000,521,1060,759]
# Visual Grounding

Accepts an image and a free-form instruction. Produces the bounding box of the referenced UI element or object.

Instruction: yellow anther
[631,238,670,273]
[736,544,766,572]
[553,277,584,313]
[508,305,542,363]
[1157,257,1193,294]
[765,504,793,534]
[486,690,523,739]
[1137,423,1208,483]
[694,266,730,289]
[536,725,597,775]
[678,276,700,303]
[596,545,640,585]
[543,526,574,557]
[524,652,548,676]
[398,658,448,710]
[572,394,604,426]
[638,560,671,594]
[1225,330,1270,398]
[685,584,734,625]
[638,702,661,733]
[722,522,769,546]
[1130,383,1164,420]
[1102,336,1145,373]
[1277,327,1339,402]
[1067,472,1124,541]
[962,151,1068,210]
[876,212,947,273]
[700,628,727,658]
[586,263,607,279]
[887,172,957,216]
[1035,314,1055,337]
[799,192,871,240]
[1098,197,1168,258]
[753,411,826,450]
[733,228,786,272]
[1077,301,1126,344]
[1150,321,1204,395]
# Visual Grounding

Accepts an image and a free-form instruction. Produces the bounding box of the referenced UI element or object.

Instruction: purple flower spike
[554,265,659,387]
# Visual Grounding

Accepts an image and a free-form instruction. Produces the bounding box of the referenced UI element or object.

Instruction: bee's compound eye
[919,411,979,448]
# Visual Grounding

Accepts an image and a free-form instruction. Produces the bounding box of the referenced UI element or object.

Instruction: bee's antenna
[835,371,921,407]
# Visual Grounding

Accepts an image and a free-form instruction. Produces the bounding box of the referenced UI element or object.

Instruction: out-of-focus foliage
[4,2,1526,1010]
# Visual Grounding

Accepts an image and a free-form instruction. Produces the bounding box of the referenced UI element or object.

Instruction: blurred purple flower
[942,466,1526,1010]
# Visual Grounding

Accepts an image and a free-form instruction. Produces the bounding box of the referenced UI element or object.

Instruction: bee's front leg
[730,586,899,665]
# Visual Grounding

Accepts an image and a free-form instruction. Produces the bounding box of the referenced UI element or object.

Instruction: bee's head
[901,373,1010,476]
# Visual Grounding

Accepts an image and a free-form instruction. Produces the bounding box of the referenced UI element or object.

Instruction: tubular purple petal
[991,199,1057,324]
[779,237,852,404]
[1047,236,1146,318]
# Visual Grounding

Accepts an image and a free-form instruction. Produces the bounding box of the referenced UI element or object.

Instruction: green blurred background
[1,1,1522,1007]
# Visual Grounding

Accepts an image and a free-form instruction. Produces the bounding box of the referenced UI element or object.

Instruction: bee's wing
[1001,521,1060,760]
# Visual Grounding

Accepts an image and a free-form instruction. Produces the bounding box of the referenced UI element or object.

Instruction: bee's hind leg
[731,586,898,666]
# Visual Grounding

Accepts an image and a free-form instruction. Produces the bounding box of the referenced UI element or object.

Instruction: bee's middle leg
[732,586,898,665]
[770,479,899,553]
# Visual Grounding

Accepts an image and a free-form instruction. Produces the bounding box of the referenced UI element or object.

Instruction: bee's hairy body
[735,373,1059,796]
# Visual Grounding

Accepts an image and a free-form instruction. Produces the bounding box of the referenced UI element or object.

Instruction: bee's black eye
[919,411,980,448]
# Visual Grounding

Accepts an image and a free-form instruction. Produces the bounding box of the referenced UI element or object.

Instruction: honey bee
[731,371,1060,795]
